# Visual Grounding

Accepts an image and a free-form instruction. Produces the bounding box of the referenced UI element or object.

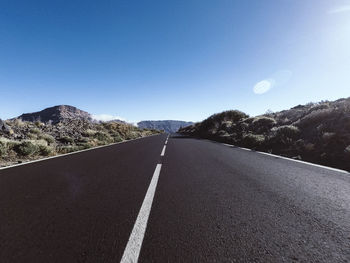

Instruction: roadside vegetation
[0,119,161,167]
[179,97,350,172]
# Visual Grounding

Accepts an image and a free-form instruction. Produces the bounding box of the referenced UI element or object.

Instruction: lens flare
[253,79,274,94]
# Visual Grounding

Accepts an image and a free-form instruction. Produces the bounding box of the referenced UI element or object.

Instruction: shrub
[0,140,7,157]
[272,125,300,139]
[217,130,230,137]
[201,110,249,130]
[40,134,55,144]
[219,110,249,122]
[220,121,233,131]
[58,136,74,144]
[14,141,38,156]
[38,145,53,156]
[34,121,44,128]
[0,138,19,151]
[14,118,26,128]
[242,133,265,148]
[77,137,89,143]
[30,128,41,134]
[77,142,93,149]
[94,132,113,143]
[125,131,139,140]
[298,108,334,127]
[27,133,38,139]
[82,129,97,137]
[112,132,123,142]
[251,116,276,133]
[243,117,255,125]
[57,145,82,154]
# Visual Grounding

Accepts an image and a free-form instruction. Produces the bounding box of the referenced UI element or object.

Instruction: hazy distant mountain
[17,105,92,124]
[138,120,194,133]
[14,106,192,134]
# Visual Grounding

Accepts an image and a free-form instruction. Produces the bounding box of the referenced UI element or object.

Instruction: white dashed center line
[120,164,162,263]
[121,135,169,262]
[160,145,166,156]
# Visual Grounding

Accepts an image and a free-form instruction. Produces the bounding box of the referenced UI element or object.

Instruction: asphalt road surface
[0,134,349,262]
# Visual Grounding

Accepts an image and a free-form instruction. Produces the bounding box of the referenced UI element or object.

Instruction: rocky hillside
[0,106,161,167]
[17,105,92,124]
[138,120,194,133]
[179,97,350,171]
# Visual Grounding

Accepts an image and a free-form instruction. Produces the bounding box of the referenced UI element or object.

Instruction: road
[0,134,349,262]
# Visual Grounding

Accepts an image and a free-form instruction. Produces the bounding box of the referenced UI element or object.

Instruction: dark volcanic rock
[0,119,11,134]
[17,105,92,124]
[138,120,194,133]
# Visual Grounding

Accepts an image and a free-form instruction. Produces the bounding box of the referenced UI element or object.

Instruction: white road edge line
[160,145,167,156]
[0,134,162,171]
[120,163,162,263]
[222,143,349,174]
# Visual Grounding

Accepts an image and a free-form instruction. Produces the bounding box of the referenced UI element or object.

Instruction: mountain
[138,120,194,133]
[179,97,350,172]
[17,105,92,124]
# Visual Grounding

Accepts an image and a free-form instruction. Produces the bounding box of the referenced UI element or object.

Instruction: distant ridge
[138,120,194,133]
[14,106,193,132]
[17,105,92,124]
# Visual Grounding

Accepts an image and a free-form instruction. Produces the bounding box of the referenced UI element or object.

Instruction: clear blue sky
[0,0,349,122]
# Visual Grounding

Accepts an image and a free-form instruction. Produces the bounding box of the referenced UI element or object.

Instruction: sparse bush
[298,108,334,127]
[14,118,26,128]
[94,131,113,143]
[14,141,38,156]
[251,116,276,133]
[242,117,255,125]
[217,130,230,137]
[30,128,41,134]
[0,140,7,157]
[77,137,89,143]
[272,125,300,139]
[112,132,123,142]
[34,121,44,128]
[58,136,74,144]
[57,145,82,154]
[220,121,233,131]
[76,142,92,149]
[0,138,19,151]
[38,145,53,156]
[242,133,265,148]
[40,134,55,144]
[125,131,139,140]
[201,110,249,131]
[82,129,97,137]
[27,133,38,139]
